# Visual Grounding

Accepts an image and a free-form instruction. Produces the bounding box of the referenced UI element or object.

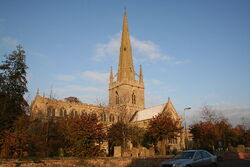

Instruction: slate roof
[131,103,166,122]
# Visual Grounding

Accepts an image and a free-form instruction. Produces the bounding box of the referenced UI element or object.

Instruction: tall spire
[139,65,143,82]
[36,88,40,96]
[110,66,113,82]
[117,9,135,82]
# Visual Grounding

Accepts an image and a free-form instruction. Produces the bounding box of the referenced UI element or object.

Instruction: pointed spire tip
[36,88,40,96]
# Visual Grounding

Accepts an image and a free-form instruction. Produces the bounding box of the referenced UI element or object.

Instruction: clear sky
[1,0,250,126]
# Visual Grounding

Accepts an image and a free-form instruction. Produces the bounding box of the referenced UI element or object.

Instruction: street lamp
[184,107,191,150]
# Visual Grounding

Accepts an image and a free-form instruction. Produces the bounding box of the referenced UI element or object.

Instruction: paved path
[218,159,250,167]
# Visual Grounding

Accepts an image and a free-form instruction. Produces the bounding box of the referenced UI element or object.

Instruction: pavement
[218,159,250,167]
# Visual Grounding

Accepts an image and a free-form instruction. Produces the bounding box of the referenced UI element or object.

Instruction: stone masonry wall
[0,156,173,167]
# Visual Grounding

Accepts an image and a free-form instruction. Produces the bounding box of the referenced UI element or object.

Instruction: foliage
[190,106,250,151]
[0,115,64,158]
[0,45,28,132]
[0,115,30,158]
[142,131,154,149]
[146,112,182,151]
[190,121,216,151]
[129,125,146,147]
[30,119,64,157]
[231,125,250,147]
[107,121,129,155]
[0,114,107,158]
[60,114,106,157]
[107,121,145,155]
[64,96,82,103]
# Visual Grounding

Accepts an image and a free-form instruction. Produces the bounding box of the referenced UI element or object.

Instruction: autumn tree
[146,112,182,153]
[0,115,30,158]
[190,121,216,151]
[27,119,49,157]
[60,114,106,157]
[189,105,246,151]
[232,125,250,147]
[0,45,28,132]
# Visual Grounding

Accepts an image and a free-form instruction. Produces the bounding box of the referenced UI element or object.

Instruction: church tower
[109,10,145,117]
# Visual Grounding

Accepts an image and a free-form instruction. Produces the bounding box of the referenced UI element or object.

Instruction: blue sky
[0,0,250,126]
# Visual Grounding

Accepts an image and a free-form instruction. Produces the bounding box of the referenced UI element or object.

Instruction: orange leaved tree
[147,113,182,153]
[60,114,106,157]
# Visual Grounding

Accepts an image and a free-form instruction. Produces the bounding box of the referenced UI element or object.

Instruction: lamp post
[184,107,191,150]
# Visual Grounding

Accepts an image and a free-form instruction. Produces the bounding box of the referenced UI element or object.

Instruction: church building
[31,10,185,152]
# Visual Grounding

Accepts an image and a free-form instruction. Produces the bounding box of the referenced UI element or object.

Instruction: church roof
[131,103,166,122]
[130,97,179,122]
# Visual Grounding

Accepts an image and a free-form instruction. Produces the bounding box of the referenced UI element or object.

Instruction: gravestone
[149,147,155,156]
[114,146,121,157]
[132,148,139,157]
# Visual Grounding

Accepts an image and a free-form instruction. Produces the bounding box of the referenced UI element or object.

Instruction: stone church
[31,11,185,152]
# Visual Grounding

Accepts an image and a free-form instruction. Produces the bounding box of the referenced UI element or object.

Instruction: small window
[64,110,67,116]
[82,111,87,116]
[60,108,67,117]
[92,113,97,118]
[118,116,122,122]
[47,107,55,117]
[132,93,136,104]
[71,110,77,117]
[101,113,106,122]
[124,47,126,51]
[116,91,119,104]
[60,110,63,117]
[109,114,115,122]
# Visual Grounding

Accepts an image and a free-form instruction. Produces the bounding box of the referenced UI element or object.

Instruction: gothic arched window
[47,107,55,117]
[64,110,67,116]
[60,108,64,117]
[116,91,119,104]
[132,92,136,104]
[118,115,123,122]
[47,108,52,117]
[71,110,77,117]
[109,114,115,122]
[101,113,106,122]
[91,113,97,119]
[81,110,87,116]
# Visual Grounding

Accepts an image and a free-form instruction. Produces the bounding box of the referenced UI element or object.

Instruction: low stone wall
[2,152,249,167]
[216,151,250,160]
[0,156,173,167]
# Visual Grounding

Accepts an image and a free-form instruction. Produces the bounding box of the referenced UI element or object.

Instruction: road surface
[218,159,250,167]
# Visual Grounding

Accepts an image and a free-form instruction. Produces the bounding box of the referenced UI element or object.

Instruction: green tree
[129,125,145,147]
[107,121,130,155]
[0,45,28,132]
[107,121,146,156]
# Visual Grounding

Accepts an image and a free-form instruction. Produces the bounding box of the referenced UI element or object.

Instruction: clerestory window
[132,92,136,104]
